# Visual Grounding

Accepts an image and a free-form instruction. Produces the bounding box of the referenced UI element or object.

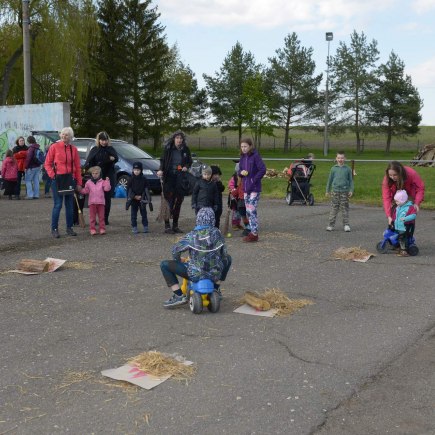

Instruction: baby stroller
[285,161,315,206]
[376,224,419,256]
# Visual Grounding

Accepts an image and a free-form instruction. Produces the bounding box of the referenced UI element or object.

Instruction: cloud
[157,0,394,29]
[412,0,435,13]
[407,57,435,87]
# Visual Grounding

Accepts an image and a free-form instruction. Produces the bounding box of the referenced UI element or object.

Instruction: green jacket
[326,164,354,193]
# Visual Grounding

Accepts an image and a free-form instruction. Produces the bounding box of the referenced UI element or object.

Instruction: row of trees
[0,0,422,152]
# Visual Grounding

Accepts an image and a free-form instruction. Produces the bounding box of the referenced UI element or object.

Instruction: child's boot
[143,226,149,233]
[132,226,138,234]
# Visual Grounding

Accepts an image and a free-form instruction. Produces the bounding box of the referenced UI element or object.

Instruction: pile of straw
[333,246,374,261]
[262,288,313,316]
[127,351,195,380]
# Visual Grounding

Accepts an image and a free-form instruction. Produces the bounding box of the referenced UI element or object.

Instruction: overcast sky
[155,0,435,125]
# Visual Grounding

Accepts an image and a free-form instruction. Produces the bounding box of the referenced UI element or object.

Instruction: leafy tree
[0,0,99,109]
[268,33,323,151]
[204,42,259,143]
[367,51,422,153]
[242,70,276,147]
[167,60,207,133]
[329,30,380,153]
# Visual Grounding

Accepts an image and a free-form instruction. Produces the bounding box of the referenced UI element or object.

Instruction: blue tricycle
[181,278,221,314]
[376,226,419,256]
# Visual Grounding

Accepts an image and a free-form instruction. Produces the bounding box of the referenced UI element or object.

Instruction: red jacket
[382,166,425,218]
[1,157,18,181]
[12,147,28,172]
[44,141,82,186]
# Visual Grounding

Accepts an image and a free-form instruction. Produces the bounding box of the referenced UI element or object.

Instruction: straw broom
[74,193,85,228]
[222,207,231,237]
[156,179,171,222]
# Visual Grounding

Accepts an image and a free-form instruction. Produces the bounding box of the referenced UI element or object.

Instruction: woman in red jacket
[381,161,425,225]
[44,127,82,238]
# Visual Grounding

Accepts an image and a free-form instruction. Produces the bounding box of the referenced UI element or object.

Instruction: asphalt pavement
[0,193,434,435]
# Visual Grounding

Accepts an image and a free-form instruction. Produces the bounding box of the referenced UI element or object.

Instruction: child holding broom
[81,166,111,235]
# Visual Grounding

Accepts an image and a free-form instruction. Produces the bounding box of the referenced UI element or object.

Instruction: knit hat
[132,161,143,171]
[394,189,408,204]
[211,165,222,176]
[196,207,215,227]
[201,165,212,176]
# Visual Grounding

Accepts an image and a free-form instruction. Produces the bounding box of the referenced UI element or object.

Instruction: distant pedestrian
[12,136,28,199]
[157,131,192,234]
[238,138,266,242]
[1,150,18,199]
[81,166,111,235]
[325,151,354,232]
[24,135,42,199]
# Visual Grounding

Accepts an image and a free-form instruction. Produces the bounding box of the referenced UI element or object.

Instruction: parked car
[31,132,162,194]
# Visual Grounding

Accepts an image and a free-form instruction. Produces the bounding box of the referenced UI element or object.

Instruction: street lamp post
[22,0,32,104]
[323,32,333,156]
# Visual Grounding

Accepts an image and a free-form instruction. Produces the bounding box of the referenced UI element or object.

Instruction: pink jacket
[81,178,111,205]
[1,157,18,181]
[382,166,425,218]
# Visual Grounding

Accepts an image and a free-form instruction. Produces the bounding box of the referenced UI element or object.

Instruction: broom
[74,193,86,228]
[222,207,231,238]
[156,179,171,222]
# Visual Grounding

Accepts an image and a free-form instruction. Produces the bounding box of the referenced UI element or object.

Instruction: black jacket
[85,146,118,179]
[192,178,219,210]
[159,144,192,181]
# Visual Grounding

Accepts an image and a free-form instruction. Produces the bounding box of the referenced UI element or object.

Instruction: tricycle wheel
[190,292,203,314]
[408,245,419,256]
[207,291,221,313]
[376,241,388,254]
[308,193,314,206]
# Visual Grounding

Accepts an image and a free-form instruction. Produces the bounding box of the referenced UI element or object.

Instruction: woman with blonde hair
[84,131,118,225]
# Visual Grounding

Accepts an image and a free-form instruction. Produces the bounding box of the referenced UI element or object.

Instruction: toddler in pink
[81,166,111,235]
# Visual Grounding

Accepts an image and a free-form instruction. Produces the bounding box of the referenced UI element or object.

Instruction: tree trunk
[1,45,23,104]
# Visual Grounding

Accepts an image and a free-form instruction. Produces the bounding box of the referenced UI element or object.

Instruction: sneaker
[24,196,33,200]
[132,227,138,234]
[51,229,60,239]
[172,227,183,234]
[241,228,250,237]
[143,226,149,233]
[326,226,334,231]
[66,227,77,236]
[397,250,409,257]
[163,293,188,308]
[243,232,259,242]
[164,227,174,234]
[45,193,51,198]
[100,229,106,235]
[344,225,351,232]
[232,224,244,230]
[90,230,97,235]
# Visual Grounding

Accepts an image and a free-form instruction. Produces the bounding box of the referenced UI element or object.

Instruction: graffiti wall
[0,102,70,161]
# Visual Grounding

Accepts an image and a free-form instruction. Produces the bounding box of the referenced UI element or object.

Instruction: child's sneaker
[90,229,97,236]
[326,226,334,231]
[163,293,188,308]
[243,232,258,242]
[241,228,250,236]
[143,226,149,233]
[397,250,409,257]
[344,225,351,232]
[232,224,244,230]
[100,229,106,235]
[132,227,138,234]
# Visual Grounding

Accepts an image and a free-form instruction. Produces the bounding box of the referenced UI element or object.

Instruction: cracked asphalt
[0,194,434,434]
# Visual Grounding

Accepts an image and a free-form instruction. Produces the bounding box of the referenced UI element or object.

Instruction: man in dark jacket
[157,130,192,234]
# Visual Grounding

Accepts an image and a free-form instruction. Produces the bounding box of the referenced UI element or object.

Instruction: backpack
[34,148,45,166]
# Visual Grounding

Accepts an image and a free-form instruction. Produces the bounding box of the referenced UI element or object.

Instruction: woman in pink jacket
[382,161,425,225]
[81,166,111,235]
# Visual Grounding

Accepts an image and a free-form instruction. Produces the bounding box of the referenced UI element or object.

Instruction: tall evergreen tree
[329,30,380,153]
[204,42,259,143]
[268,33,322,151]
[367,51,422,153]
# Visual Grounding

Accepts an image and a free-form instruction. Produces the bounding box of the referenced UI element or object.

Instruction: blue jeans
[25,167,41,198]
[160,255,232,287]
[51,179,74,230]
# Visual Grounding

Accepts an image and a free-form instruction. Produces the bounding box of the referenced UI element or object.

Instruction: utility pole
[22,0,32,104]
[323,32,333,156]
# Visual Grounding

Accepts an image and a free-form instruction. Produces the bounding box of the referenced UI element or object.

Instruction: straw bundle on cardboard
[156,181,171,222]
[127,351,195,380]
[333,246,374,261]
